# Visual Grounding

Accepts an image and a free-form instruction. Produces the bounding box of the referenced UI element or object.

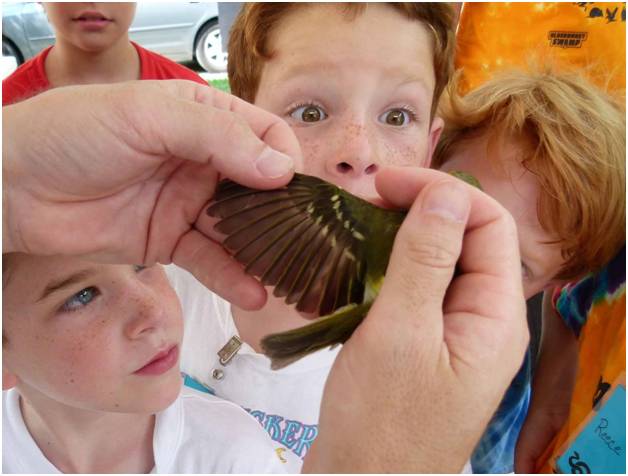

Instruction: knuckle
[218,110,247,139]
[403,232,459,270]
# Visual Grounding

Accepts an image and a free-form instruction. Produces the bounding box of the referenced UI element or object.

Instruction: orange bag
[455,2,626,96]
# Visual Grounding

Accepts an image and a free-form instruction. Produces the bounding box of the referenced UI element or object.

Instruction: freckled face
[2,255,183,413]
[439,133,566,298]
[254,3,443,200]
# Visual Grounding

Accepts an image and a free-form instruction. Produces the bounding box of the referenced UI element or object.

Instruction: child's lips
[72,11,113,29]
[134,345,179,376]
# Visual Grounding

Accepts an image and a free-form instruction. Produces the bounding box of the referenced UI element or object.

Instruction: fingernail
[255,146,294,178]
[422,181,470,223]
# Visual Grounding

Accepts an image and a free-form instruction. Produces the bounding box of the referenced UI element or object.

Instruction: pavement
[199,72,228,81]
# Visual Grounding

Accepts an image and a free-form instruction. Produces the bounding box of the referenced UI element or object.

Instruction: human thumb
[184,106,299,189]
[208,110,297,185]
[372,180,470,335]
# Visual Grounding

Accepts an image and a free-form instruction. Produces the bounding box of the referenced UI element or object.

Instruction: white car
[2,2,228,72]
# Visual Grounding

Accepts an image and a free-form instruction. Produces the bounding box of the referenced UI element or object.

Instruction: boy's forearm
[530,290,578,408]
[515,289,578,471]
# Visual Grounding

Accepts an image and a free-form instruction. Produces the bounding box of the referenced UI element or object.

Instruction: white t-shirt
[3,386,301,474]
[166,265,339,462]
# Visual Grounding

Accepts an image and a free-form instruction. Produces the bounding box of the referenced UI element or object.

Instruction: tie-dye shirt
[470,351,531,473]
[471,247,625,473]
[554,246,626,336]
[537,245,626,472]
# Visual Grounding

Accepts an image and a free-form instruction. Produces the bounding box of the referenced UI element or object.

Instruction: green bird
[207,171,481,369]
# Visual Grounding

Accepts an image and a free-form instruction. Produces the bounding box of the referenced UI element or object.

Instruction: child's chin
[156,372,184,407]
[132,372,183,414]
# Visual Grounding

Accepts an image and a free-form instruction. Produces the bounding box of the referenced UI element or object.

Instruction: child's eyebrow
[37,268,98,302]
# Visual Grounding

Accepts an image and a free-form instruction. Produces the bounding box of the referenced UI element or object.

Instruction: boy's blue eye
[379,108,414,126]
[290,104,327,123]
[60,287,100,312]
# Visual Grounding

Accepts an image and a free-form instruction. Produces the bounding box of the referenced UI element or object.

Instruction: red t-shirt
[2,41,208,105]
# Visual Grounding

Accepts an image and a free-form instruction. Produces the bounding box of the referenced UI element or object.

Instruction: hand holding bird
[207,171,482,369]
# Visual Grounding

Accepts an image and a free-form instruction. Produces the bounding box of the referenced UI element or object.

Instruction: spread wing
[206,174,370,315]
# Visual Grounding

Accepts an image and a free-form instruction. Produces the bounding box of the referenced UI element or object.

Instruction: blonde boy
[433,69,625,472]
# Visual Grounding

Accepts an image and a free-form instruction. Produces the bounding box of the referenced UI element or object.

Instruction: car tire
[2,38,23,65]
[194,19,228,73]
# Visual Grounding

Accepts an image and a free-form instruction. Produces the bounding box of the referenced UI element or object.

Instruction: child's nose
[325,123,379,179]
[124,292,166,340]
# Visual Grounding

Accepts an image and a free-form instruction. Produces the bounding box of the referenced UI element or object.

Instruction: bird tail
[261,302,372,370]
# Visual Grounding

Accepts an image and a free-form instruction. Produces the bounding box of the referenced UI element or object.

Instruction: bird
[206,171,481,369]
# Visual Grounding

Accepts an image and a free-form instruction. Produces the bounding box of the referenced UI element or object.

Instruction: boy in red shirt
[3,2,207,105]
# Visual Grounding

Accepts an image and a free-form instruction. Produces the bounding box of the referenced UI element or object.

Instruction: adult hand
[304,167,529,473]
[3,80,301,309]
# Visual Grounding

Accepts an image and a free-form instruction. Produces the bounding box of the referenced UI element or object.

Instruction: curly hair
[227,2,456,120]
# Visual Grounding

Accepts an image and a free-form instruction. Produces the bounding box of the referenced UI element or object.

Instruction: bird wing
[206,174,371,315]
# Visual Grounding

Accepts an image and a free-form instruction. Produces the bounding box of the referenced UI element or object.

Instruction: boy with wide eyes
[2,254,300,473]
[169,1,458,464]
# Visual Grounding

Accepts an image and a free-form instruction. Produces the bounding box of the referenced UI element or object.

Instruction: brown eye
[382,109,409,126]
[290,104,327,123]
[302,106,321,122]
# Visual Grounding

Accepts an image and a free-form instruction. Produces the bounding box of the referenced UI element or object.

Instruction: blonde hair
[227,2,456,120]
[434,69,626,280]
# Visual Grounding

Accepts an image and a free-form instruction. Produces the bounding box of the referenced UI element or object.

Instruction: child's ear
[426,116,445,168]
[3,367,18,390]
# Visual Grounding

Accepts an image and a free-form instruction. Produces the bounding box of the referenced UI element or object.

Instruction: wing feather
[206,173,371,315]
